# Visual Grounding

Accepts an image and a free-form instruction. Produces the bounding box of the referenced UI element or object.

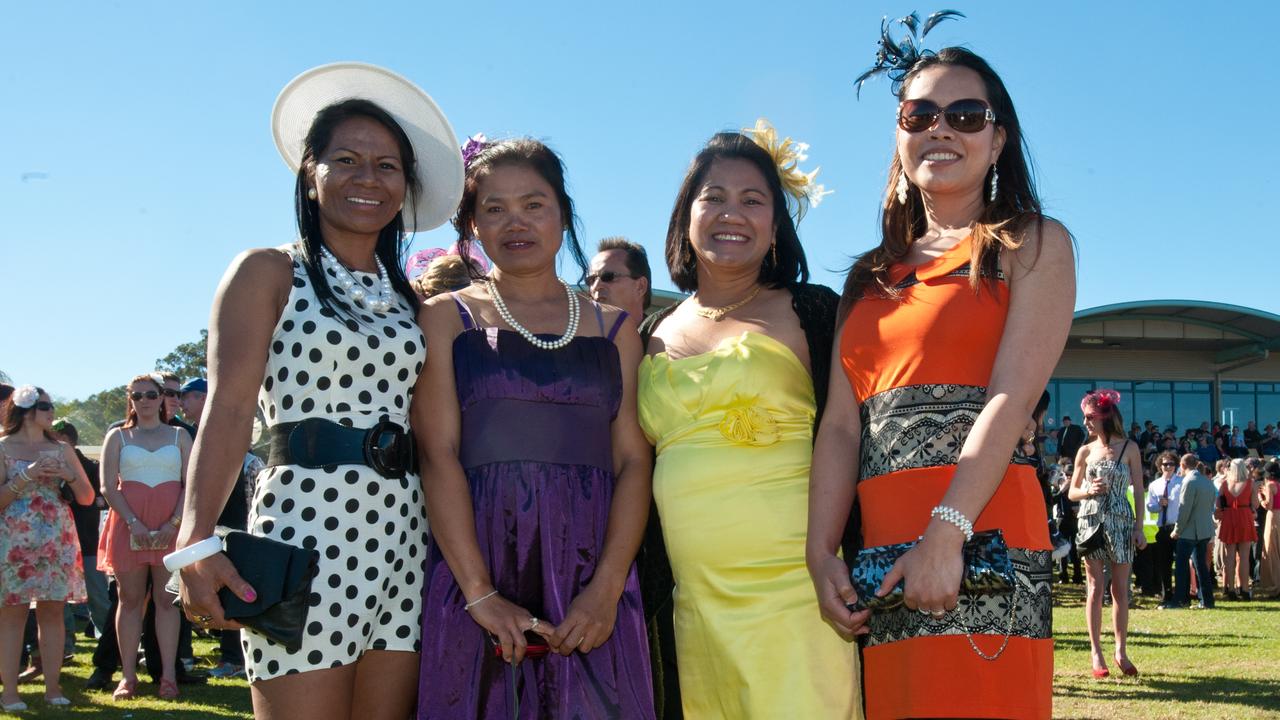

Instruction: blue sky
[3,1,1276,399]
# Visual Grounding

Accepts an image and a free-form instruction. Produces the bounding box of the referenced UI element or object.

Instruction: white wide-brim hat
[271,62,464,233]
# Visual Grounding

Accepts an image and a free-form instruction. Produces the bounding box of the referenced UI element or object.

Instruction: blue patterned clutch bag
[850,529,1016,612]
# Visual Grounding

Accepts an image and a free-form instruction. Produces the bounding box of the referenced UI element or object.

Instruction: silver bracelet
[463,589,499,612]
[930,504,975,542]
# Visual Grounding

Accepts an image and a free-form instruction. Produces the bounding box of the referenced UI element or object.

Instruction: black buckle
[363,420,408,480]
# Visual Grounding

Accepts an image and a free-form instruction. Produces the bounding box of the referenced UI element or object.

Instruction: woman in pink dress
[0,385,94,710]
[98,374,192,700]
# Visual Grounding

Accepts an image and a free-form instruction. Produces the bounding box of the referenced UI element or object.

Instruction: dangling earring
[988,164,999,203]
[895,172,909,205]
[770,241,778,268]
[307,187,318,200]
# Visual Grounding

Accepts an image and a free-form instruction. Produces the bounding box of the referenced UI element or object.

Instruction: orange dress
[840,237,1053,720]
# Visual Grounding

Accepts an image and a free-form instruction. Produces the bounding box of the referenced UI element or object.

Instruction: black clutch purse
[850,529,1015,612]
[216,529,319,652]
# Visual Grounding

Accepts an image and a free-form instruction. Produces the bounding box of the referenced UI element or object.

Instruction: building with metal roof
[1048,300,1280,431]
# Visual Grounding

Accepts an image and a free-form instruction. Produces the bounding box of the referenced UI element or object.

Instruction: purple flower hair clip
[461,133,489,169]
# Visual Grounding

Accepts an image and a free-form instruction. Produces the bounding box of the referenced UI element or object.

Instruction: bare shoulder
[419,291,466,335]
[226,247,294,287]
[1009,217,1073,269]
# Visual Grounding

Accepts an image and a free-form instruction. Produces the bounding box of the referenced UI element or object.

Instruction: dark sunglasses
[1161,463,1176,467]
[586,271,636,285]
[161,388,180,398]
[898,98,996,134]
[33,401,55,412]
[130,390,160,401]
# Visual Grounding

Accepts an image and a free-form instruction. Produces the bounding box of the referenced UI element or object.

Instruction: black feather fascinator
[854,10,965,97]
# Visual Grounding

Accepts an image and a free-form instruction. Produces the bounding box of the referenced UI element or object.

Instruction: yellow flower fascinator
[742,118,833,222]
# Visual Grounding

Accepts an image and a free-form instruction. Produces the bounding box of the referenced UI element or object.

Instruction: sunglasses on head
[898,98,996,134]
[130,390,160,401]
[33,401,54,412]
[586,271,635,285]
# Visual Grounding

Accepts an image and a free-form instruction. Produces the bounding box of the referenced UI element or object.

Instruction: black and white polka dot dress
[242,246,427,682]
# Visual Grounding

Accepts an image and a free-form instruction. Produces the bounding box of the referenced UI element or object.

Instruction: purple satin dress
[417,298,654,720]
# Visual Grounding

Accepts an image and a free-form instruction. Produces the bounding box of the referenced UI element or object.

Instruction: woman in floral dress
[0,385,94,710]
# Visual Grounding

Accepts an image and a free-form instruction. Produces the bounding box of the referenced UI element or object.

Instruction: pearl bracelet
[162,536,224,572]
[930,504,975,542]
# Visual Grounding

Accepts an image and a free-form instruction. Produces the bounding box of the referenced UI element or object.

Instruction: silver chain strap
[962,582,1018,661]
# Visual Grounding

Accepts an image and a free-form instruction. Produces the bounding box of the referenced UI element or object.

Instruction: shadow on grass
[1053,631,1257,652]
[1057,674,1280,714]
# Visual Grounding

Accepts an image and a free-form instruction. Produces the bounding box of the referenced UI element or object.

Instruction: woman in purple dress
[414,138,655,719]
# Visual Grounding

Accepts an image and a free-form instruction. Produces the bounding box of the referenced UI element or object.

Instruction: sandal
[158,678,180,700]
[112,678,137,701]
[1,700,28,712]
[45,695,72,706]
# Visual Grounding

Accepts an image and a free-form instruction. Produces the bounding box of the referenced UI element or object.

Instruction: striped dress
[840,236,1052,720]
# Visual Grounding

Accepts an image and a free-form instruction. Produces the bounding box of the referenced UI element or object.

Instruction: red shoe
[1116,658,1139,677]
[1091,663,1110,679]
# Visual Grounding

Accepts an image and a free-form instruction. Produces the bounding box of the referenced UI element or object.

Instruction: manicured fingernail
[245,589,257,602]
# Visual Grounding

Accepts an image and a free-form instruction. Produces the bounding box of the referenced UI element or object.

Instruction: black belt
[266,418,416,480]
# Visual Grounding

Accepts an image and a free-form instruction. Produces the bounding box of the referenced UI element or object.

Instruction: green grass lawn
[6,586,1279,718]
[1051,584,1280,720]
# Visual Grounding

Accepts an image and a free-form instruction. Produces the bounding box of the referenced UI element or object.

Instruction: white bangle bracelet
[163,536,224,572]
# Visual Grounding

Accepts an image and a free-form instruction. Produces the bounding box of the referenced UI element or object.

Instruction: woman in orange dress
[807,42,1074,719]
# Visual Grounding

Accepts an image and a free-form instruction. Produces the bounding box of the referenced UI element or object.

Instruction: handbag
[1076,522,1106,554]
[169,528,320,652]
[849,529,1015,613]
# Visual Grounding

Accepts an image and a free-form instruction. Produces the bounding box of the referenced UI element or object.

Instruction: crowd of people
[0,374,258,711]
[3,17,1270,720]
[1042,404,1280,680]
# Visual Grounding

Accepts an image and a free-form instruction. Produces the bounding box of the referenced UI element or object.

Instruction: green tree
[57,385,128,446]
[156,329,208,381]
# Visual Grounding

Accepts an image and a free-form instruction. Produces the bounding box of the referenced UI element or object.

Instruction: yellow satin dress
[639,331,861,719]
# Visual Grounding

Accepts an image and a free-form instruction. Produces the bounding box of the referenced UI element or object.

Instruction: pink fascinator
[1081,388,1121,416]
[405,242,490,282]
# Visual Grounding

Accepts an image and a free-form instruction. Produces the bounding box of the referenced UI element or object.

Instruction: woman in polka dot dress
[173,64,464,720]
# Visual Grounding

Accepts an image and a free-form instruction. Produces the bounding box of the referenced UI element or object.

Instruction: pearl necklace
[486,277,580,350]
[319,245,394,313]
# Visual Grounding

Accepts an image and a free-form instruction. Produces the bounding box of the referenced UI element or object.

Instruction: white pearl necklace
[486,277,580,350]
[319,245,395,313]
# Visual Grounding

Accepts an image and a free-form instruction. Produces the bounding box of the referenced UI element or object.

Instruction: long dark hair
[452,138,587,283]
[1,386,60,442]
[841,47,1046,317]
[663,132,810,293]
[293,99,420,324]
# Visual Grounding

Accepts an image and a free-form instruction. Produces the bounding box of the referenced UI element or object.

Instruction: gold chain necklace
[693,285,762,321]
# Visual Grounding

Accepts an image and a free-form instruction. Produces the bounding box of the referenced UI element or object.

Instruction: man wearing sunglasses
[587,237,651,323]
[1148,452,1184,607]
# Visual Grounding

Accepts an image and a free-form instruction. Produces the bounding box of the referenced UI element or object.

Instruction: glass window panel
[1135,392,1172,431]
[1174,382,1197,391]
[1238,383,1255,392]
[1221,383,1238,392]
[1057,381,1094,423]
[1258,393,1280,428]
[1173,392,1210,432]
[1221,392,1256,429]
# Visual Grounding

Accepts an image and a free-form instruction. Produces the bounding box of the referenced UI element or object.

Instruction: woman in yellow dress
[637,125,860,719]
